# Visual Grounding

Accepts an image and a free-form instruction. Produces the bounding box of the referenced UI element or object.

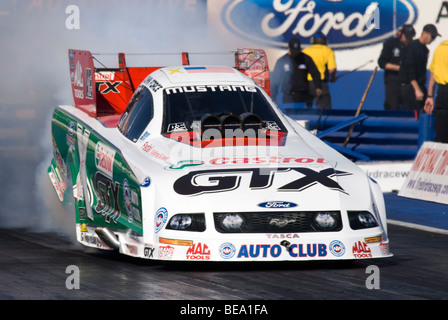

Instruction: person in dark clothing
[270,37,322,111]
[378,24,415,110]
[399,24,440,110]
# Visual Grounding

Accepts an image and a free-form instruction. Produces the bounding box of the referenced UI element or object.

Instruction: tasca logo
[173,167,351,196]
[222,0,417,50]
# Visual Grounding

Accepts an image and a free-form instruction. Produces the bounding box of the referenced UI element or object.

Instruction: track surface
[1,104,448,303]
[1,222,447,300]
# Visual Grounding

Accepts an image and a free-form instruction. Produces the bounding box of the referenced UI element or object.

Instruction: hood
[127,129,372,213]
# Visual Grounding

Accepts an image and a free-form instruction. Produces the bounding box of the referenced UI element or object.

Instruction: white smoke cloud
[0,0,243,237]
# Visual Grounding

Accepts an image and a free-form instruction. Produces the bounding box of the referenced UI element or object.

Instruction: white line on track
[387,219,448,236]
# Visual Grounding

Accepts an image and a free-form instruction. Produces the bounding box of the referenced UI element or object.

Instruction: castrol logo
[95,142,116,178]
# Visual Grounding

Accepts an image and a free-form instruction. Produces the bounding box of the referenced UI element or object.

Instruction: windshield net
[162,85,286,136]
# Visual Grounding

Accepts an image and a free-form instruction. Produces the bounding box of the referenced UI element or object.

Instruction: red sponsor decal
[186,243,210,260]
[352,241,372,258]
[159,245,175,259]
[209,157,326,165]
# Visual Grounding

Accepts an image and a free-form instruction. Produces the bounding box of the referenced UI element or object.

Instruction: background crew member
[399,24,440,110]
[378,24,415,110]
[270,37,322,111]
[424,39,448,143]
[303,32,337,109]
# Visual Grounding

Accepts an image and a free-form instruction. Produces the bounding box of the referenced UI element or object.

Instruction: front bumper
[152,227,392,261]
[76,214,392,262]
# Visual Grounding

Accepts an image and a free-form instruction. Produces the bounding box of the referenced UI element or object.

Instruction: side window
[118,87,154,142]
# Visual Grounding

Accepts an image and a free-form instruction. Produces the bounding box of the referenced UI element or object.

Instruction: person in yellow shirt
[424,39,448,143]
[303,32,337,109]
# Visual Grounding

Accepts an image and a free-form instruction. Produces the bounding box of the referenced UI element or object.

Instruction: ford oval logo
[258,201,298,208]
[221,0,417,50]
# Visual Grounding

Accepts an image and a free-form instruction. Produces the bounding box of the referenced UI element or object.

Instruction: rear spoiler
[68,48,270,118]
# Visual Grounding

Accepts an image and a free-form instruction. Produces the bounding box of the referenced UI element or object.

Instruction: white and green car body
[48,49,392,261]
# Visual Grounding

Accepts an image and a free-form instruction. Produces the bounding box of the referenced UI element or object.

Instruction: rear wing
[235,48,270,97]
[68,48,270,118]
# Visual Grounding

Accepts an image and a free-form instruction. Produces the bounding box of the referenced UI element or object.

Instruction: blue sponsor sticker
[219,242,236,259]
[140,177,151,188]
[123,178,133,222]
[258,201,297,209]
[140,131,150,141]
[68,121,75,136]
[329,240,346,257]
[155,207,168,233]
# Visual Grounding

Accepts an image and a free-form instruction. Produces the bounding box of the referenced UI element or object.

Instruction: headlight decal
[348,211,378,230]
[166,213,206,232]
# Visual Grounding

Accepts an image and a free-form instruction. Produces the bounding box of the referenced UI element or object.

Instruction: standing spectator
[424,39,448,143]
[378,24,415,110]
[303,32,337,109]
[270,37,322,112]
[399,24,440,110]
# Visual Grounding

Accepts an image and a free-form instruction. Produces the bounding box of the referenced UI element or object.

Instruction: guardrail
[287,109,435,162]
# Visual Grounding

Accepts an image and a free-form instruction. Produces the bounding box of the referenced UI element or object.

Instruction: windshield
[162,85,286,136]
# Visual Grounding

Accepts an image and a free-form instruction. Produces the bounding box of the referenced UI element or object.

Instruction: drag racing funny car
[47,48,392,262]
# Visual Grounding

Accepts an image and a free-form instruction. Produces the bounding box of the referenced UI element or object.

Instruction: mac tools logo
[221,0,417,50]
